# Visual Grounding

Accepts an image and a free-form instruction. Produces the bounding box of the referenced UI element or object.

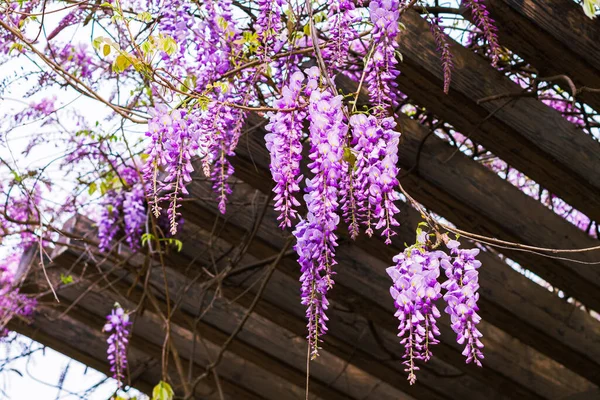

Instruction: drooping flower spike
[103,303,131,388]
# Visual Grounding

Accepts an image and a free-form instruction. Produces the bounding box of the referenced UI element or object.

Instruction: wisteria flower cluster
[98,167,147,252]
[294,68,348,358]
[387,232,484,384]
[0,256,36,339]
[103,304,131,387]
[0,0,507,375]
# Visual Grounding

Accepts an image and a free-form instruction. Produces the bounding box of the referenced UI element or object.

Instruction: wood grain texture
[392,10,600,224]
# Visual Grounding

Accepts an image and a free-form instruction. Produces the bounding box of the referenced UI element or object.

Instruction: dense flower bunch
[387,232,484,383]
[143,106,199,231]
[294,69,347,358]
[255,0,285,59]
[0,0,510,376]
[206,103,240,215]
[98,167,147,252]
[366,0,401,116]
[347,114,401,243]
[325,0,358,70]
[0,256,36,339]
[103,304,131,387]
[265,71,306,228]
[442,240,484,366]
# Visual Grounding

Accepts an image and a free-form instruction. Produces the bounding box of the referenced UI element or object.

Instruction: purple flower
[98,191,123,253]
[441,240,484,366]
[294,70,347,358]
[0,255,36,339]
[104,304,131,387]
[464,0,500,67]
[387,240,448,384]
[430,17,454,94]
[366,0,401,116]
[123,185,146,249]
[348,114,401,243]
[255,0,285,58]
[323,0,358,70]
[265,71,306,228]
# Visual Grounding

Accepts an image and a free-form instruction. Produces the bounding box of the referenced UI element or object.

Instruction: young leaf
[152,381,174,400]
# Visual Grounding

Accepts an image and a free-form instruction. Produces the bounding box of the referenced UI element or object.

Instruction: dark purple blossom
[430,17,454,94]
[294,68,347,358]
[464,0,500,67]
[387,236,447,384]
[103,304,131,387]
[0,255,36,339]
[265,71,306,228]
[441,239,484,366]
[366,0,401,116]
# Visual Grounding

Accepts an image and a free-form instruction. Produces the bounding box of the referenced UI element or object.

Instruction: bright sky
[0,333,145,400]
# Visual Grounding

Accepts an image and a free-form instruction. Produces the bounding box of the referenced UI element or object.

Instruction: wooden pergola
[10,2,600,399]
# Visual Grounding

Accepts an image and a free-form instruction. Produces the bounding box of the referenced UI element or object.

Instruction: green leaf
[113,54,132,73]
[103,44,111,56]
[137,11,153,23]
[60,273,74,285]
[141,233,155,247]
[342,147,356,167]
[92,36,105,50]
[303,24,311,36]
[88,182,97,195]
[152,381,174,400]
[9,42,23,55]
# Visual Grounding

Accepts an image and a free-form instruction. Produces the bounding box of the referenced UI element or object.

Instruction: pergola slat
[391,10,600,224]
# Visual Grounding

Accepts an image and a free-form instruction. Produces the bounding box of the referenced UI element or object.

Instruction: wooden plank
[45,250,355,400]
[182,181,588,399]
[48,227,455,400]
[497,0,600,72]
[396,114,600,311]
[8,307,258,400]
[390,10,600,224]
[473,0,600,110]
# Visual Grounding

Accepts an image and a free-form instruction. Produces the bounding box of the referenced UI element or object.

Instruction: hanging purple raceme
[366,0,401,116]
[387,237,447,384]
[464,0,500,66]
[325,0,357,70]
[441,240,485,366]
[142,107,197,234]
[347,114,401,243]
[123,185,147,250]
[430,17,454,94]
[265,71,306,228]
[98,191,123,253]
[255,0,285,59]
[163,110,198,235]
[0,257,36,338]
[294,68,347,358]
[143,106,170,218]
[203,102,239,214]
[103,304,131,388]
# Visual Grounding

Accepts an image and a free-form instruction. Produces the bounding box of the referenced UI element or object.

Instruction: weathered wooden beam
[396,114,600,311]
[47,220,460,400]
[472,0,600,110]
[214,113,600,389]
[44,250,358,400]
[391,9,600,224]
[182,180,595,399]
[8,306,259,400]
[492,0,600,76]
